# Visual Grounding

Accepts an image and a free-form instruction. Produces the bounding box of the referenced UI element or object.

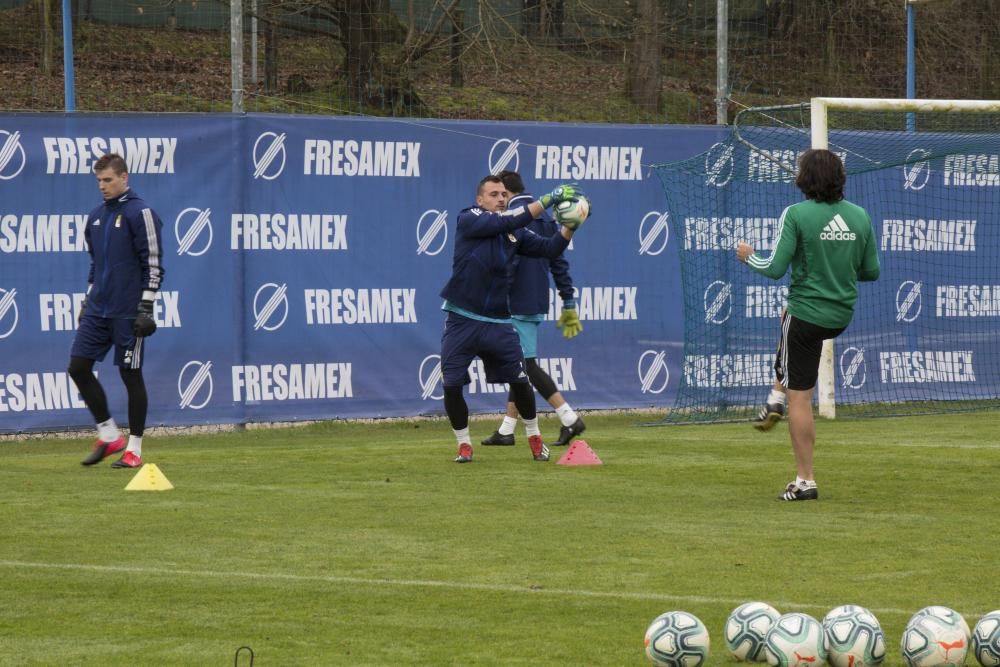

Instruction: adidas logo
[819,214,856,241]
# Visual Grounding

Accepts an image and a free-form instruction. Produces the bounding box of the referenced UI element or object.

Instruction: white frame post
[809,96,1000,419]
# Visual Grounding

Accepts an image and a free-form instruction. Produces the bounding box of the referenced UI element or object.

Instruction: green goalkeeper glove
[557,306,583,339]
[538,183,586,209]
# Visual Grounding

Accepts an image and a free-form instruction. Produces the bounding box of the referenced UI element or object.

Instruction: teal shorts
[512,316,541,359]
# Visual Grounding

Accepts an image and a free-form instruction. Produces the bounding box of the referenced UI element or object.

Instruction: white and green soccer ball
[901,606,971,667]
[726,602,781,662]
[644,610,711,667]
[554,196,590,228]
[972,611,1000,667]
[764,612,828,667]
[822,604,886,667]
[912,606,973,640]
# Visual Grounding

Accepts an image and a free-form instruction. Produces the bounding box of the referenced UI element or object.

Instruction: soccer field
[1,412,997,666]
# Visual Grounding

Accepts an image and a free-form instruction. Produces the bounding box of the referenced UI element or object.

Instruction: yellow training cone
[124,463,174,491]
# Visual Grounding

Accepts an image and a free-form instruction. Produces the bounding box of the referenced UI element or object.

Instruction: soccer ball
[764,612,828,667]
[822,604,886,667]
[901,606,971,667]
[726,602,781,662]
[912,606,973,640]
[554,196,590,227]
[971,611,1000,667]
[644,610,711,667]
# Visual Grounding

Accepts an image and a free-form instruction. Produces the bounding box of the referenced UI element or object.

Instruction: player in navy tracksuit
[69,153,164,469]
[440,175,586,463]
[480,171,587,449]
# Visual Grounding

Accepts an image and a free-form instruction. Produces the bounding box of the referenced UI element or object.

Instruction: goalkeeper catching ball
[439,174,586,464]
[479,170,587,450]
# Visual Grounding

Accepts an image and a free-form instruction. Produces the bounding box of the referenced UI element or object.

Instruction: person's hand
[134,300,157,337]
[78,296,88,325]
[736,242,754,263]
[557,307,583,338]
[539,183,586,209]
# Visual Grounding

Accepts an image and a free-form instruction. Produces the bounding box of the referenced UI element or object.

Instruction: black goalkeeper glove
[134,300,157,337]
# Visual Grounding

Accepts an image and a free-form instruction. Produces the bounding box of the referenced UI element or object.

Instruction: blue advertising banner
[0,113,725,432]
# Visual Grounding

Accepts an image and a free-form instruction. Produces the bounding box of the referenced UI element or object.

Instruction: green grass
[1,412,998,665]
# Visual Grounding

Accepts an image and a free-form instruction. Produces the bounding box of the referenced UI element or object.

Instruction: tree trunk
[39,0,57,75]
[341,0,378,107]
[523,0,564,43]
[263,2,278,93]
[627,0,661,114]
[543,0,564,42]
[450,8,464,88]
[523,0,541,39]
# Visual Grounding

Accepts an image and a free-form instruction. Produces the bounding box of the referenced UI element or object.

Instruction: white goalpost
[810,97,1000,418]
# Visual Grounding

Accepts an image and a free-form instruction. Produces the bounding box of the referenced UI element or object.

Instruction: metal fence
[2,0,999,123]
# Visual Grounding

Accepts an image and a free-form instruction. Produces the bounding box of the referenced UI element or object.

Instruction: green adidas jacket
[747,198,881,329]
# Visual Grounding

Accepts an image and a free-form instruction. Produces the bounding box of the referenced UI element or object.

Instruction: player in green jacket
[737,148,880,501]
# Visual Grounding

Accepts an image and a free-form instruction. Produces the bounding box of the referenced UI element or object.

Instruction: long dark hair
[795,149,844,203]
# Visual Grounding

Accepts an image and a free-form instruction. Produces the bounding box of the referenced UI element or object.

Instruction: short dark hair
[477,174,503,194]
[498,170,524,195]
[94,153,128,175]
[795,149,844,203]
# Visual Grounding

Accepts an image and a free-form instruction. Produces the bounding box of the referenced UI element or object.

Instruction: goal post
[812,98,1000,419]
[654,97,1000,425]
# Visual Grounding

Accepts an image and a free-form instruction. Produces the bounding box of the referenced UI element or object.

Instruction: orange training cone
[556,439,603,466]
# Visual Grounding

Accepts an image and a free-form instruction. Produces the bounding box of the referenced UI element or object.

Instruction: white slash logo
[903,148,931,191]
[703,281,732,324]
[839,347,866,389]
[638,211,670,256]
[896,280,922,322]
[637,350,670,394]
[488,138,520,175]
[174,207,213,256]
[177,360,214,409]
[419,354,444,400]
[0,287,19,338]
[704,141,735,187]
[416,209,449,256]
[253,131,287,180]
[0,130,27,180]
[253,283,289,331]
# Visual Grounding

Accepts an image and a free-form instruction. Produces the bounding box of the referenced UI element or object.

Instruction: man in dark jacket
[481,170,586,449]
[69,153,164,469]
[439,175,585,463]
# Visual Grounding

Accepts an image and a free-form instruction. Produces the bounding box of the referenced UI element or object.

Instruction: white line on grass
[704,437,1000,450]
[0,559,986,618]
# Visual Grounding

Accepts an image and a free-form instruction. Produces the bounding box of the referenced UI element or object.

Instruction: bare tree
[257,0,461,113]
[626,0,661,113]
[522,0,565,43]
[39,0,57,75]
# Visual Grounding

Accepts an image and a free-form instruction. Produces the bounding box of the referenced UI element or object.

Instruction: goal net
[654,98,1000,423]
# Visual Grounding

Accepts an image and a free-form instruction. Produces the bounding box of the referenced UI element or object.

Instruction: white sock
[796,476,816,488]
[454,427,470,447]
[555,403,577,427]
[97,418,120,443]
[522,417,541,437]
[127,435,143,456]
[497,415,517,436]
[768,389,787,406]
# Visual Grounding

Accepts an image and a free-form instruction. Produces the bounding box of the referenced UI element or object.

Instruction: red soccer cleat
[111,451,143,469]
[454,442,473,463]
[528,435,550,462]
[81,436,126,466]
